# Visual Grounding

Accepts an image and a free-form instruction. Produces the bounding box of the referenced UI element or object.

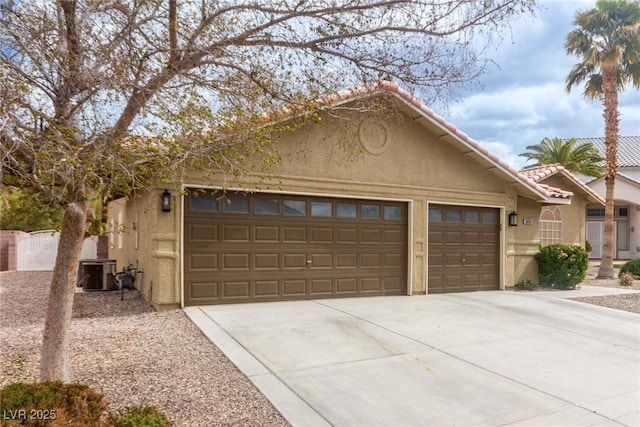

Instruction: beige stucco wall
[511,196,541,285]
[110,106,550,308]
[108,189,181,310]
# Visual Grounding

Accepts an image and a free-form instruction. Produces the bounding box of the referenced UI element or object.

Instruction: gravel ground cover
[569,265,640,314]
[0,271,289,427]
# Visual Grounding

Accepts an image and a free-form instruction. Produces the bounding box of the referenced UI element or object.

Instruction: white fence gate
[17,230,98,271]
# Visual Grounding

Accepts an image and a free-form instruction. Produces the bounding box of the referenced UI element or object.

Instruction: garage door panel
[310,253,332,268]
[223,225,250,241]
[255,280,279,297]
[337,228,358,243]
[383,276,404,291]
[189,224,219,241]
[361,253,381,267]
[284,279,307,296]
[283,253,306,269]
[190,281,219,299]
[190,253,219,270]
[184,190,407,305]
[361,277,382,292]
[255,226,279,242]
[337,253,357,268]
[284,227,306,242]
[384,229,403,243]
[311,279,333,294]
[384,253,403,267]
[337,278,357,293]
[222,281,250,298]
[254,253,279,269]
[223,253,250,270]
[428,205,499,294]
[361,229,381,243]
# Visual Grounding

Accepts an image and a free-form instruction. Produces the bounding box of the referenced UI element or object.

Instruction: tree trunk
[40,201,89,381]
[596,63,618,279]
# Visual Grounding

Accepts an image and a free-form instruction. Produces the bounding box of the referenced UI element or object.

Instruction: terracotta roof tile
[519,163,605,205]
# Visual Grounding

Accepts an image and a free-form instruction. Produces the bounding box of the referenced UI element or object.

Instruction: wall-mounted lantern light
[162,190,171,212]
[508,211,518,227]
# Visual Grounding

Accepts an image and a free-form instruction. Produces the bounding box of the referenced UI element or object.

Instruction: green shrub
[619,258,640,278]
[0,381,108,426]
[108,405,171,427]
[514,278,538,291]
[535,244,589,290]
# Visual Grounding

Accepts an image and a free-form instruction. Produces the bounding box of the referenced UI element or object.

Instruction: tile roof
[322,81,553,201]
[520,163,605,205]
[536,184,573,199]
[572,136,640,167]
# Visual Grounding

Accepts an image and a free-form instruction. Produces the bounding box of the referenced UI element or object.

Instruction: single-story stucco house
[108,82,604,310]
[574,136,640,260]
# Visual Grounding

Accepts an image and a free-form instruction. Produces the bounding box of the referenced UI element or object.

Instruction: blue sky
[432,0,640,170]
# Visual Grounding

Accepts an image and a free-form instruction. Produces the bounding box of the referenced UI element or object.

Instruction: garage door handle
[461,258,466,262]
[306,260,313,264]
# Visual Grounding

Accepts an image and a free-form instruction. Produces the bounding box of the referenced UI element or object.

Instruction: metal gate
[17,230,97,271]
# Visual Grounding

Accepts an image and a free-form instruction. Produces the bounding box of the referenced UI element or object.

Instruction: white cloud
[435,0,640,169]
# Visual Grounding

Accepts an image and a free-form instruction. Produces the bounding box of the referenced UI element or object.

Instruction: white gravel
[0,271,289,427]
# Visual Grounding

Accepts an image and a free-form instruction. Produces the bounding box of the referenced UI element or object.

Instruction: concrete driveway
[185,288,640,427]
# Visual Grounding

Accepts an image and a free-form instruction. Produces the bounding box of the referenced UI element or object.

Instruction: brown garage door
[428,205,500,293]
[184,190,408,305]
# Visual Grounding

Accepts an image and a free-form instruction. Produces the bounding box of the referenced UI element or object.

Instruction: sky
[432,0,640,170]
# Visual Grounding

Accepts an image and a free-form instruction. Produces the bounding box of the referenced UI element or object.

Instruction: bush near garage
[535,244,588,290]
[619,258,640,278]
[514,278,539,291]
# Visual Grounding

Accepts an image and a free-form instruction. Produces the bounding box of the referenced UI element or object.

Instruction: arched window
[539,206,562,246]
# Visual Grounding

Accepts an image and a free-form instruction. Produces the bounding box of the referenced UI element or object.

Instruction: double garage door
[184,190,408,306]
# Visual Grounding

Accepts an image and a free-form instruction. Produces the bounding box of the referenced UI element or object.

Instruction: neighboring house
[520,164,605,247]
[108,82,603,310]
[576,137,640,260]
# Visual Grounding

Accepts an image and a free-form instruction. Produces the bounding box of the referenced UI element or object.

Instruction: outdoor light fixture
[508,211,518,227]
[162,190,171,212]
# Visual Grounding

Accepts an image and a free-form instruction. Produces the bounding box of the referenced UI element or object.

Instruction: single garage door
[428,204,500,293]
[184,190,408,305]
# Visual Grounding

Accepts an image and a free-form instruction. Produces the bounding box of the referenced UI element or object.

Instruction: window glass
[384,205,402,220]
[361,204,380,219]
[311,201,332,217]
[465,210,479,223]
[190,194,218,212]
[586,208,605,217]
[254,197,280,214]
[337,203,357,218]
[482,211,497,224]
[446,209,461,223]
[428,208,442,222]
[284,200,306,215]
[222,194,249,213]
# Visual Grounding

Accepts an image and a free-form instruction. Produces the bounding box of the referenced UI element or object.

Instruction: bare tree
[1,0,538,381]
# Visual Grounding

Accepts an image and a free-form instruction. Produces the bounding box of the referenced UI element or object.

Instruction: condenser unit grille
[78,260,116,291]
[82,264,105,290]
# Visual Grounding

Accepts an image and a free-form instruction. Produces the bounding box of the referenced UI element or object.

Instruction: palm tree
[519,137,604,177]
[565,0,640,279]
